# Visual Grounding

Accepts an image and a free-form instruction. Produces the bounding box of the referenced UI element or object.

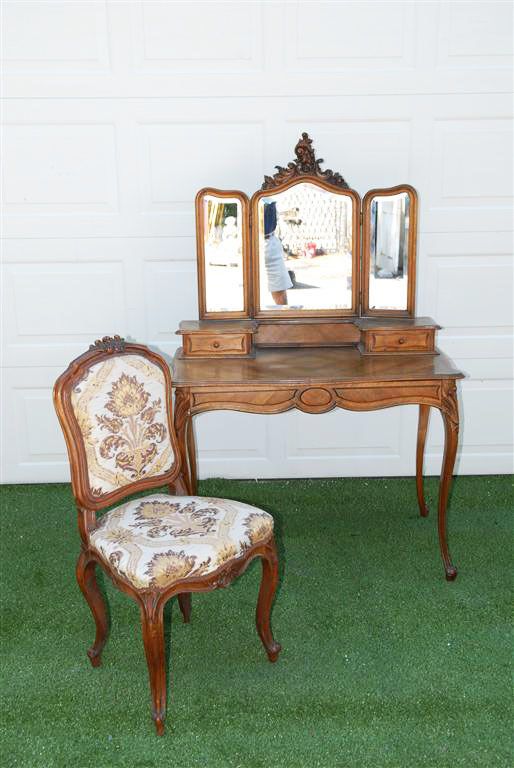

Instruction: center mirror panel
[195,188,250,319]
[251,180,360,317]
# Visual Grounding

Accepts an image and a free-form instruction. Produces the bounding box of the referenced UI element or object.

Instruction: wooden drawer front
[369,329,434,353]
[256,322,360,347]
[184,332,250,357]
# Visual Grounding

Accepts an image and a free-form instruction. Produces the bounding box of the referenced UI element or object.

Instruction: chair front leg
[140,597,167,736]
[76,551,109,667]
[177,593,192,623]
[255,537,281,663]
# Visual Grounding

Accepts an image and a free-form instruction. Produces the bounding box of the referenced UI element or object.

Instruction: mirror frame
[250,177,361,319]
[361,184,418,317]
[195,187,251,320]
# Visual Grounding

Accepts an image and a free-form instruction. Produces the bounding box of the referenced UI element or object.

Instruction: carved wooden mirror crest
[261,132,350,191]
[195,132,418,322]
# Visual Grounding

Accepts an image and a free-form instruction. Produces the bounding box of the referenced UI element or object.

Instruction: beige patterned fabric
[70,354,173,496]
[90,494,273,589]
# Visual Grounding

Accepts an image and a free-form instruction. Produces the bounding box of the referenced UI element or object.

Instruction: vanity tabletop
[172,346,464,388]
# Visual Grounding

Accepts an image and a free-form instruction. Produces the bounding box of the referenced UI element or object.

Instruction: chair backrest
[54,336,181,510]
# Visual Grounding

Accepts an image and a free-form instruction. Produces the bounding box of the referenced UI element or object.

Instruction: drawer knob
[212,341,220,349]
[398,336,406,345]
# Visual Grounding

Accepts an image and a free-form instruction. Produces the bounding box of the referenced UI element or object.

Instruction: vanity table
[172,133,464,581]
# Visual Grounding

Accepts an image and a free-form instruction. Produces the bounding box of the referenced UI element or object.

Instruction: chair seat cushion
[90,494,273,590]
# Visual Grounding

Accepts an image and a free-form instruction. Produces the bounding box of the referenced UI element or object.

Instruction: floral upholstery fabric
[70,354,173,496]
[90,495,274,589]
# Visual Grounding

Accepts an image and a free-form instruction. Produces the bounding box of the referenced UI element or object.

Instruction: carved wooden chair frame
[53,336,281,736]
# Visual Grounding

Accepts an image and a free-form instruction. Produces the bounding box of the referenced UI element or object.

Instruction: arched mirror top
[195,187,251,320]
[362,184,418,317]
[193,133,418,326]
[251,177,360,318]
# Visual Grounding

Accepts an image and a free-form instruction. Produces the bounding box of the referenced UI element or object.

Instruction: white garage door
[1,0,513,483]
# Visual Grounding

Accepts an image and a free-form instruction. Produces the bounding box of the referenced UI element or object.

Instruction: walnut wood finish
[172,346,464,580]
[256,318,360,347]
[360,329,436,355]
[356,317,440,356]
[195,188,251,320]
[54,338,281,736]
[362,184,418,317]
[261,131,350,190]
[177,320,257,359]
[416,405,430,517]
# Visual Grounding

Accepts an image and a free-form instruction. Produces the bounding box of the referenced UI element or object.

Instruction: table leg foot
[445,566,458,582]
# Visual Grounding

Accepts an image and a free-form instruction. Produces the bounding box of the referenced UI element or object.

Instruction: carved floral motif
[261,132,350,190]
[440,380,459,432]
[89,335,125,352]
[97,373,166,480]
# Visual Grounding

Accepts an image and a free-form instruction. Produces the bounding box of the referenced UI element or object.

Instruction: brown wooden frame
[251,177,361,319]
[53,336,281,736]
[361,184,418,317]
[195,187,251,320]
[172,345,464,582]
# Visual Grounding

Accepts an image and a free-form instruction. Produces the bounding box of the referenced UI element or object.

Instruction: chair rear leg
[177,593,192,623]
[255,537,282,663]
[76,551,109,667]
[140,599,167,736]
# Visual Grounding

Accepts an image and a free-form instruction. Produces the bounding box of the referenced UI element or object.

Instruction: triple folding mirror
[196,134,417,320]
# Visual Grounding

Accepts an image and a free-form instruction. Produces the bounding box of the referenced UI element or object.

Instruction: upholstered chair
[53,336,281,735]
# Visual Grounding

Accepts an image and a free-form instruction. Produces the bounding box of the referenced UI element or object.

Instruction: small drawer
[183,332,252,357]
[364,328,435,354]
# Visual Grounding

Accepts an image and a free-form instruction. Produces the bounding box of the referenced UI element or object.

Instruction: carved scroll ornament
[440,380,459,433]
[261,132,350,190]
[89,335,125,353]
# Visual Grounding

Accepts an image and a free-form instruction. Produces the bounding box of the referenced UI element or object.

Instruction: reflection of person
[263,201,292,305]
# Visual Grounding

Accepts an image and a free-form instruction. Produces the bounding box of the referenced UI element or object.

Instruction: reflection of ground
[205,260,244,312]
[204,244,357,313]
[369,275,408,311]
[260,250,353,310]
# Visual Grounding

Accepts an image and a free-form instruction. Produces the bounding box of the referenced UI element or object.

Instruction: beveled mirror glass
[362,185,417,316]
[252,181,359,316]
[195,188,250,319]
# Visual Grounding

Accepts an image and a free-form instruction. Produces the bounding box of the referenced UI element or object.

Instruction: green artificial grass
[0,476,512,768]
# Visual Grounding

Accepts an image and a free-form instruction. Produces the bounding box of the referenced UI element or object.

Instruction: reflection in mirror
[368,192,410,311]
[257,182,353,311]
[203,195,245,313]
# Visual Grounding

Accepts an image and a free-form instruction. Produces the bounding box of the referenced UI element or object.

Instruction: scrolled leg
[416,404,430,517]
[174,388,193,495]
[255,537,281,662]
[76,551,109,667]
[140,599,167,736]
[186,415,198,495]
[438,381,460,581]
[177,593,192,623]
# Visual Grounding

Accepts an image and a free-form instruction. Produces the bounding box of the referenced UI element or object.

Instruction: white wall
[1,0,513,483]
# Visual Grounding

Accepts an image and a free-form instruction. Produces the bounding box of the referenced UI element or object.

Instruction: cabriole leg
[174,388,193,495]
[140,600,167,736]
[438,382,460,581]
[186,415,198,495]
[256,538,281,662]
[76,551,109,667]
[416,404,430,517]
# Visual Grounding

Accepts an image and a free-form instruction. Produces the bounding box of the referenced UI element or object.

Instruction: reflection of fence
[275,186,350,255]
